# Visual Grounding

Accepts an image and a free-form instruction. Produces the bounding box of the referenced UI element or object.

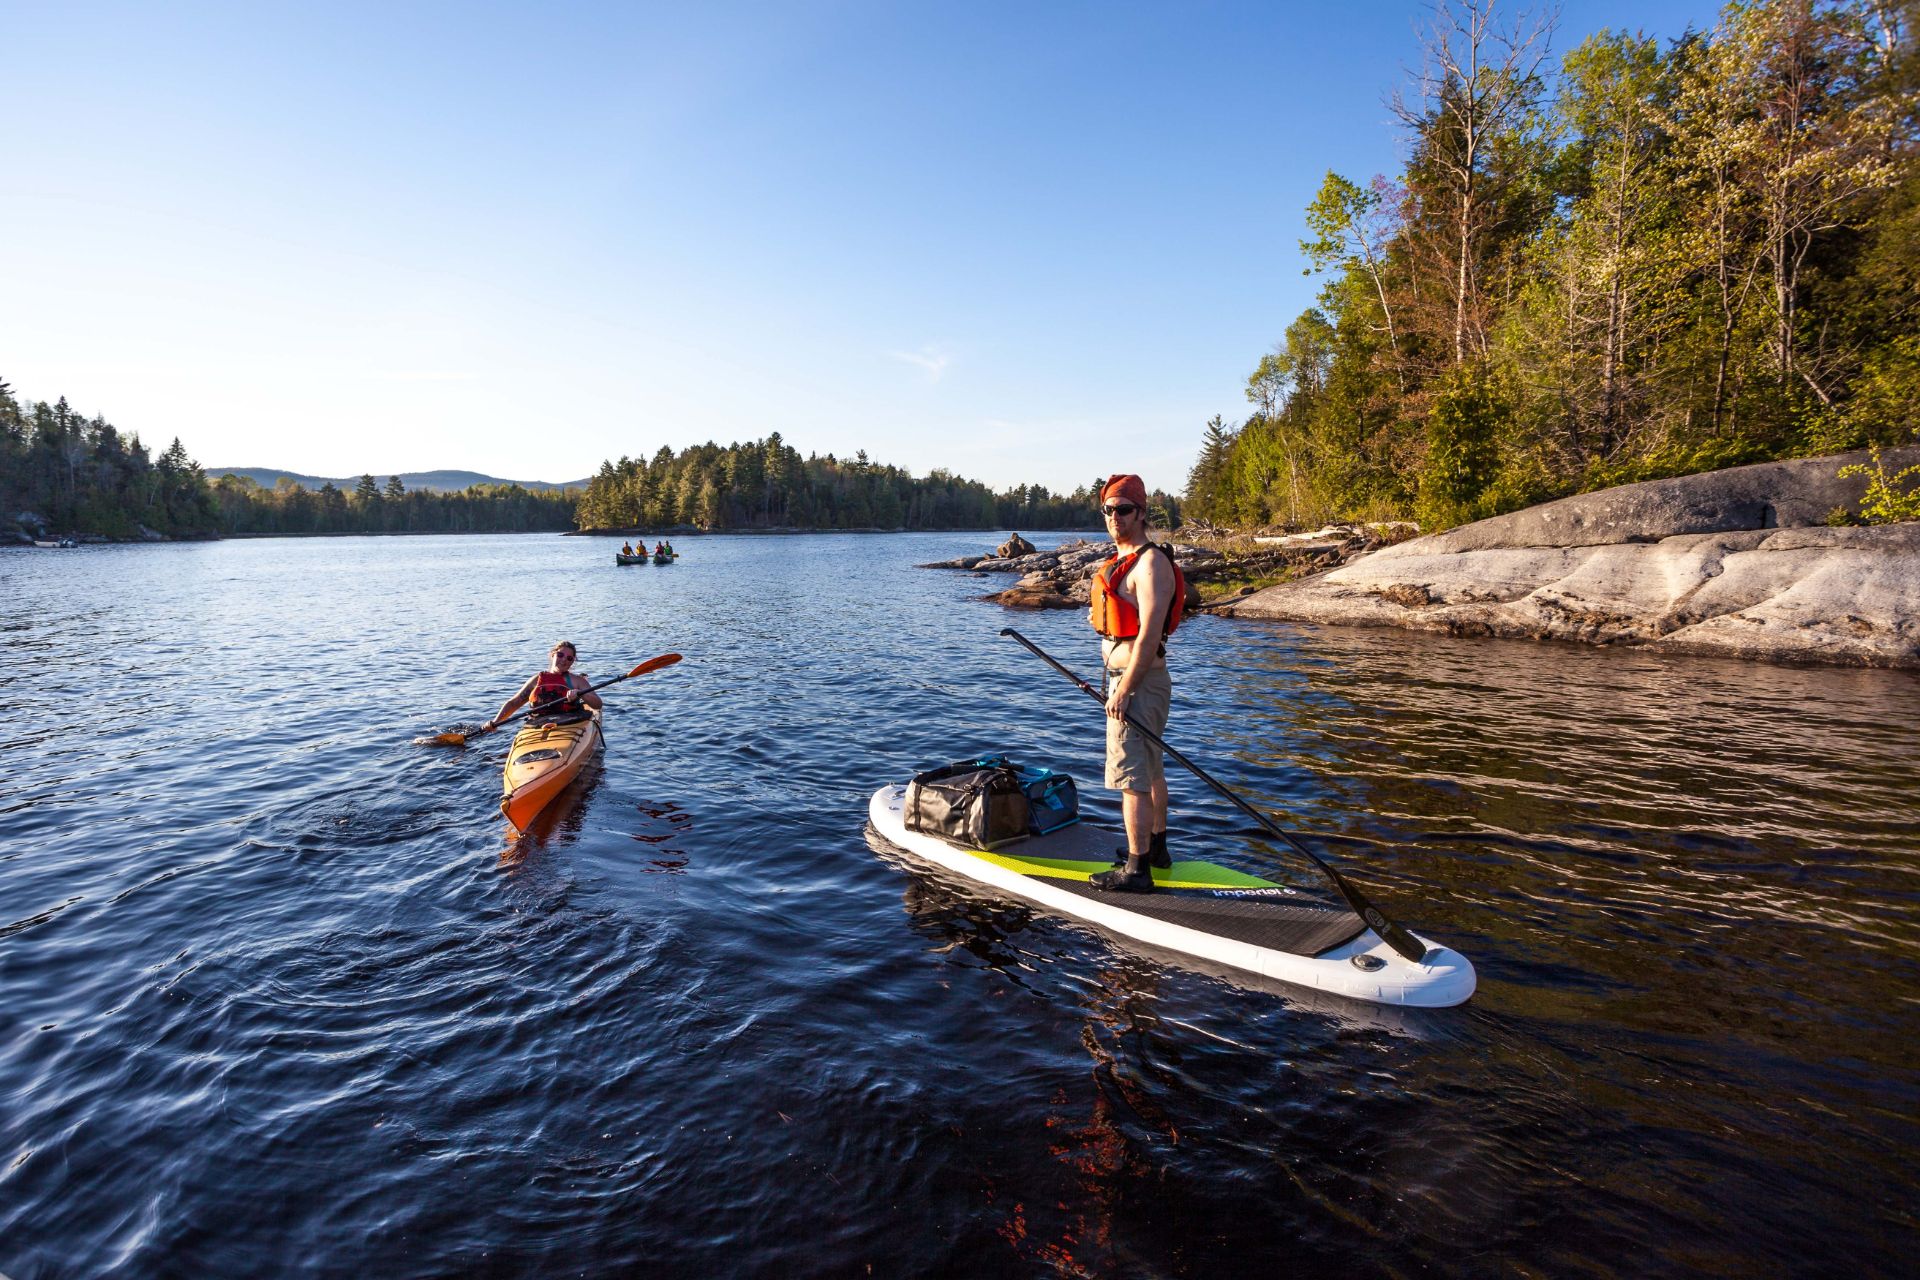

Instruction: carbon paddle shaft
[516,655,682,723]
[1000,628,1430,964]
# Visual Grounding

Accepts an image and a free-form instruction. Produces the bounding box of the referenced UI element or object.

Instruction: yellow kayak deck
[501,712,602,832]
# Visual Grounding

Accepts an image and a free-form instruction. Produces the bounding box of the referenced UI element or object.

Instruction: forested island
[567,435,1179,533]
[0,380,1176,541]
[0,385,1177,541]
[1184,0,1917,531]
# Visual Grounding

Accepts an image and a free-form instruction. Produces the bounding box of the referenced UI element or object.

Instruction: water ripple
[0,535,1915,1277]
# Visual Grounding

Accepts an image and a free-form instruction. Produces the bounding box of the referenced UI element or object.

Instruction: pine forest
[1185,0,1918,531]
[0,382,1154,539]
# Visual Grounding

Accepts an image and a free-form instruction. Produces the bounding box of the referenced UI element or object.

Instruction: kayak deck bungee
[867,784,1475,1007]
[502,711,602,832]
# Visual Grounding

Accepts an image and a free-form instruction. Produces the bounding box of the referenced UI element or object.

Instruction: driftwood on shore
[916,529,1396,612]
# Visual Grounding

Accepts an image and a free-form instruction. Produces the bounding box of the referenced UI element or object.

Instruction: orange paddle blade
[624,653,682,678]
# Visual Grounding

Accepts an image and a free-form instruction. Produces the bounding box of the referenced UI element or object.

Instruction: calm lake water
[3,532,1917,1277]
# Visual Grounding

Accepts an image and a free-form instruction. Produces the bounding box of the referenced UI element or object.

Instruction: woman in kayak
[481,641,603,733]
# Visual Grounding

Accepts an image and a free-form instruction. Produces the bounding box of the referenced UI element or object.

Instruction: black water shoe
[1089,867,1156,893]
[1110,832,1172,870]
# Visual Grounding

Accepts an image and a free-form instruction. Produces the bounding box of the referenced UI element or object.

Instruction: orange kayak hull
[500,712,602,832]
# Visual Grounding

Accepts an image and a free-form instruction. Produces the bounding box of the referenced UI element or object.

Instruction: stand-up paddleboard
[868,784,1475,1008]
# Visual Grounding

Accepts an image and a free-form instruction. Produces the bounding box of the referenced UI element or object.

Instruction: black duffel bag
[904,755,1079,849]
[904,758,1031,849]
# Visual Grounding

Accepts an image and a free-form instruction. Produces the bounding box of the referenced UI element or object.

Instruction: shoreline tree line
[1185,0,1918,531]
[570,434,1174,532]
[0,377,576,537]
[1,380,222,538]
[2,378,1180,539]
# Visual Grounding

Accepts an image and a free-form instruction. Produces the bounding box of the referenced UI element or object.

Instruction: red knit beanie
[1099,474,1148,508]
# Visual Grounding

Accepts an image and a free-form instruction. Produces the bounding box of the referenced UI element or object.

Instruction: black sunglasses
[1101,503,1138,517]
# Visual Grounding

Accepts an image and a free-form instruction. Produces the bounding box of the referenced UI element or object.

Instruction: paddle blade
[425,730,470,747]
[624,653,683,678]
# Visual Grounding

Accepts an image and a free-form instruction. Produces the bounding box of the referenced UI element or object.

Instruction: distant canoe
[652,552,674,565]
[615,552,648,565]
[33,539,77,549]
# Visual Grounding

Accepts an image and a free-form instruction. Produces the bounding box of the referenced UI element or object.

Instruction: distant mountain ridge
[209,467,589,494]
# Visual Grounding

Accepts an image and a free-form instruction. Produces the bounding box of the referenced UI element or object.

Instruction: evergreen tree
[1193,0,1919,532]
[1184,416,1238,521]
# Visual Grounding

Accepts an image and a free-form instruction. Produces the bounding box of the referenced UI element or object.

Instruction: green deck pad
[960,822,1279,890]
[975,848,1279,890]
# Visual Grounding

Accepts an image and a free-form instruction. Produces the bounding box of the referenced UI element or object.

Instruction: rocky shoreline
[917,528,1401,613]
[924,448,1919,670]
[2,516,208,545]
[1221,447,1920,669]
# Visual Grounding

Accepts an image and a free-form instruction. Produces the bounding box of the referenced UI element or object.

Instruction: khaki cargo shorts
[1105,663,1171,790]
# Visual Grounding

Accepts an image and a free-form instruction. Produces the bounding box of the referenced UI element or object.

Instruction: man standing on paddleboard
[1086,475,1185,893]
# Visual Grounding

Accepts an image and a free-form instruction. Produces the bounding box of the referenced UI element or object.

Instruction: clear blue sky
[3,0,1727,494]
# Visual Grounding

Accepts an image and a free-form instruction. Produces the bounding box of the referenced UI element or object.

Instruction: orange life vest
[530,671,578,719]
[1089,543,1185,645]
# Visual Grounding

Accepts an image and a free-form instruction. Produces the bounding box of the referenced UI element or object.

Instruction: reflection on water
[1,533,1916,1277]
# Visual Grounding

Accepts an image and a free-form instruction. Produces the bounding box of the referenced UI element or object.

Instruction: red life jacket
[1089,543,1185,645]
[531,670,578,718]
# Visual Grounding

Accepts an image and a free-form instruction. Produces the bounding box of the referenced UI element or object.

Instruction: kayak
[501,711,602,832]
[615,552,647,565]
[867,783,1475,1007]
